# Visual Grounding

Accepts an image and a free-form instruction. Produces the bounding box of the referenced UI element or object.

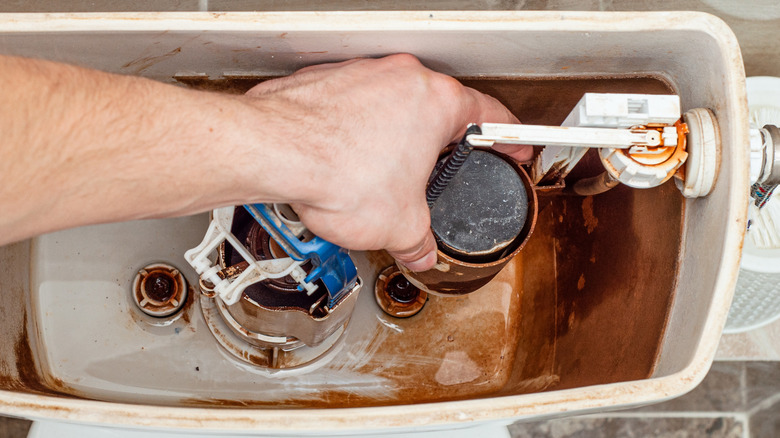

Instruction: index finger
[452,86,533,161]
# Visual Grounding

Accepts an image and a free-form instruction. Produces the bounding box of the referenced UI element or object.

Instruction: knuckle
[434,74,465,98]
[386,53,422,67]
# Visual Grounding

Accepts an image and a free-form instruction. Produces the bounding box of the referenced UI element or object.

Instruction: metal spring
[426,125,481,208]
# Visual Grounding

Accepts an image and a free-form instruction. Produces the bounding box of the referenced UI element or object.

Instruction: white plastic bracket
[530,93,682,184]
[183,207,314,305]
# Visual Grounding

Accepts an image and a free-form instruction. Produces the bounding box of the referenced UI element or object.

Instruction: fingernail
[402,251,438,272]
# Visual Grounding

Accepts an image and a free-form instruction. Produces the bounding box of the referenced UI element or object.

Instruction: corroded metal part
[404,153,538,295]
[224,279,361,347]
[211,207,362,348]
[430,150,529,258]
[201,294,345,371]
[132,263,188,318]
[374,265,427,318]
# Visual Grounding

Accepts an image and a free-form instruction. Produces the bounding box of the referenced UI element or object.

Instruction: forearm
[0,56,301,244]
[0,54,526,272]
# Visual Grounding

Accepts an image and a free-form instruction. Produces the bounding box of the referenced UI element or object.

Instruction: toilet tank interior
[0,11,746,426]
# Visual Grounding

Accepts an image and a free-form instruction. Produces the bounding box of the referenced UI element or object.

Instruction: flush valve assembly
[184,203,361,371]
[183,92,725,371]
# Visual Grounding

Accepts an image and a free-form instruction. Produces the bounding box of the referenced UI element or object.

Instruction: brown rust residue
[2,314,71,397]
[581,196,598,234]
[13,315,49,394]
[548,183,682,390]
[180,285,197,324]
[121,47,181,74]
[404,157,538,296]
[144,273,174,303]
[173,76,267,94]
[180,391,397,409]
[364,250,395,272]
[459,76,675,127]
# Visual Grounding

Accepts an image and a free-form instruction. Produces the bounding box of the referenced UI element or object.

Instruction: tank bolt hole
[375,265,427,318]
[133,263,188,318]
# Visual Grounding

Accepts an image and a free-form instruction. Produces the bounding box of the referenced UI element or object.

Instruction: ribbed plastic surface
[725,269,780,332]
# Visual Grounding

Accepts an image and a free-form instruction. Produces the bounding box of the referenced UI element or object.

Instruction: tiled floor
[1,1,780,437]
[511,416,746,438]
[508,362,780,437]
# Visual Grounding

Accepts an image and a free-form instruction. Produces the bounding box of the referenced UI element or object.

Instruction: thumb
[388,230,438,272]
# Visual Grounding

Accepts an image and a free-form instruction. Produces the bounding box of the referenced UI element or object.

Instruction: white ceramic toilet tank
[0,11,748,435]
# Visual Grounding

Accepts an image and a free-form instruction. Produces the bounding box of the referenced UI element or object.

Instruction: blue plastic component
[243,204,358,307]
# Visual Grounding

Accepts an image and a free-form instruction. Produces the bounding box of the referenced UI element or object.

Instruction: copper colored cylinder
[400,151,538,296]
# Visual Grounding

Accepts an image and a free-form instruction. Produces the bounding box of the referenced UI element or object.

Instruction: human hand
[244,54,531,271]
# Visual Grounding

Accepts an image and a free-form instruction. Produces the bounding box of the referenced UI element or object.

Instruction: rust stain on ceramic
[180,285,196,324]
[173,76,265,94]
[459,76,677,126]
[187,259,523,408]
[364,250,395,271]
[121,47,181,74]
[0,314,74,398]
[9,317,52,395]
[543,183,682,391]
[581,196,598,234]
[179,391,390,409]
